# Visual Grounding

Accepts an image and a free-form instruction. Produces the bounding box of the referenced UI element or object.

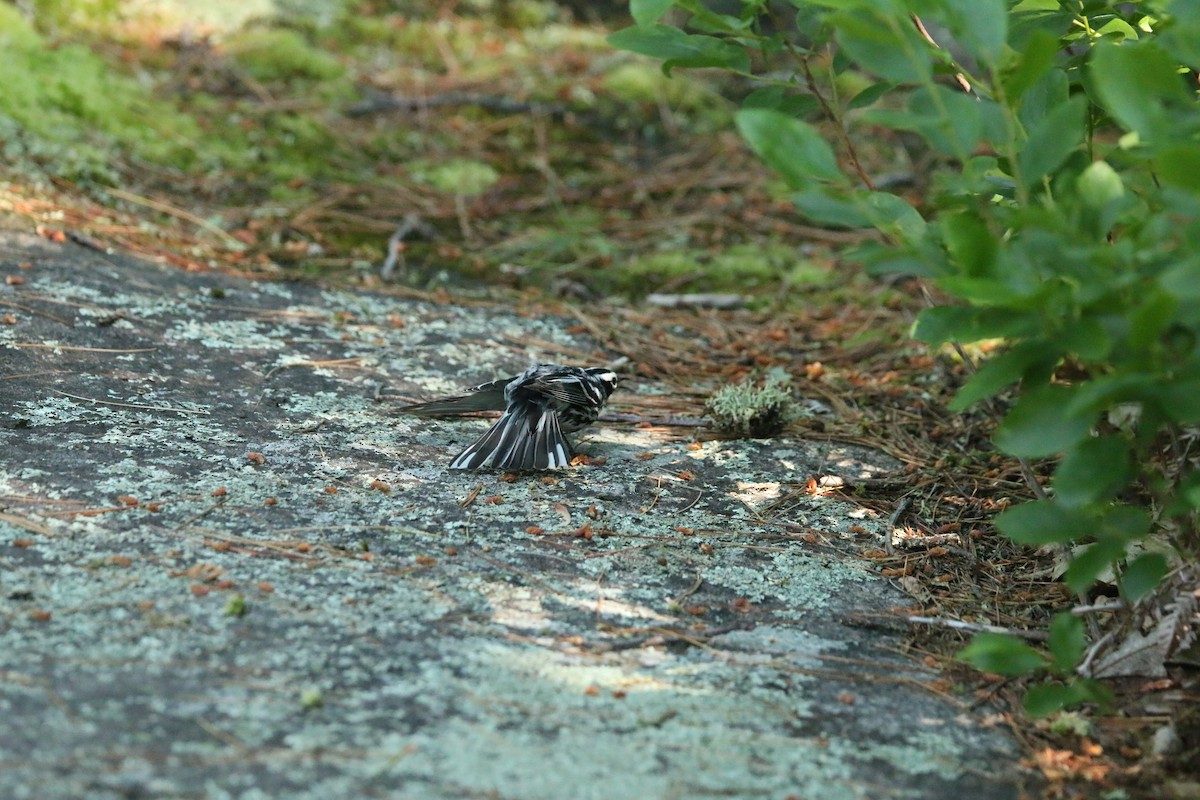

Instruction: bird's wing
[396,381,508,417]
[449,404,572,470]
[524,371,601,409]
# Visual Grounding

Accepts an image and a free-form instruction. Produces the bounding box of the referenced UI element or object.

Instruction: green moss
[602,61,734,128]
[329,15,398,48]
[0,5,45,48]
[409,158,501,195]
[224,28,345,82]
[522,24,612,51]
[224,594,248,617]
[625,243,831,291]
[0,5,202,178]
[23,0,121,31]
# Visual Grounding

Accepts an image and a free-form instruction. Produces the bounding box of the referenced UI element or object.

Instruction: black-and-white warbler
[399,364,619,470]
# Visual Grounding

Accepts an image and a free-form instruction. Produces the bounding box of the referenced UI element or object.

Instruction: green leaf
[1101,504,1152,544]
[941,209,997,277]
[1024,681,1091,716]
[791,188,871,227]
[846,81,896,110]
[1053,435,1132,508]
[994,384,1096,458]
[1058,315,1113,362]
[607,25,751,73]
[1090,40,1193,141]
[935,274,1035,306]
[1151,378,1200,423]
[945,0,1008,66]
[736,108,848,188]
[1058,506,1151,594]
[630,0,676,27]
[1159,3,1200,67]
[1018,95,1086,185]
[1047,612,1085,673]
[959,632,1046,676]
[1003,28,1061,101]
[1156,143,1200,192]
[1121,552,1168,603]
[996,500,1097,546]
[1064,537,1126,593]
[912,305,1034,344]
[1064,373,1156,417]
[830,9,933,84]
[1160,259,1200,302]
[742,86,820,116]
[854,240,941,277]
[907,85,984,160]
[1168,469,1200,516]
[949,342,1058,411]
[685,6,750,34]
[857,190,927,242]
[1127,291,1177,352]
[791,188,925,241]
[1096,16,1140,42]
[1018,66,1069,133]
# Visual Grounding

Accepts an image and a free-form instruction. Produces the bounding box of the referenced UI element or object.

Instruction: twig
[53,390,210,415]
[66,231,112,254]
[904,615,1048,641]
[909,14,973,94]
[174,498,227,530]
[380,214,436,281]
[0,300,75,327]
[1077,628,1118,677]
[672,572,704,605]
[1071,600,1126,616]
[601,412,708,427]
[679,488,704,513]
[645,293,746,309]
[9,344,156,353]
[459,484,483,509]
[263,357,364,381]
[0,511,55,536]
[106,187,245,250]
[793,47,874,190]
[885,496,911,554]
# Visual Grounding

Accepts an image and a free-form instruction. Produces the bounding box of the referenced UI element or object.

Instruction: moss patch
[625,243,832,293]
[224,28,345,83]
[0,5,201,180]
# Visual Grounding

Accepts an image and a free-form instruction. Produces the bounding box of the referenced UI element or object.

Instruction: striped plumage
[399,365,619,470]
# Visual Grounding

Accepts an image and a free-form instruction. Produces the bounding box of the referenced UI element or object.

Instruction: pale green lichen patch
[166,318,302,350]
[701,549,869,619]
[706,367,803,438]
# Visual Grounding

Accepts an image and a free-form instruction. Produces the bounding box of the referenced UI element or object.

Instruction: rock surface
[0,231,1030,799]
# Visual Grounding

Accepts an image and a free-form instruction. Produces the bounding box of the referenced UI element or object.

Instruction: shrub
[611,0,1199,712]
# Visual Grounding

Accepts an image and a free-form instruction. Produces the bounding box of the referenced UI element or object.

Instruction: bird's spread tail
[449,406,573,470]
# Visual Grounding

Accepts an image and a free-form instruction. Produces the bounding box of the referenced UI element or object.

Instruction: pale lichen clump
[705,367,801,438]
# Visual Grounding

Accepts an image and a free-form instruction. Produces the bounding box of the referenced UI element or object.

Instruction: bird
[398,364,619,470]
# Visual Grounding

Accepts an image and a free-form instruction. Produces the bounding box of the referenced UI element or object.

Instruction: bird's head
[585,368,619,398]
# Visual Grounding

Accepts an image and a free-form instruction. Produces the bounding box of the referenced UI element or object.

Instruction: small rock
[1152,724,1182,756]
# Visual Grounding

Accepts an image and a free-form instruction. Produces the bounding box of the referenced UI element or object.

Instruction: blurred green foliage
[612,0,1200,714]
